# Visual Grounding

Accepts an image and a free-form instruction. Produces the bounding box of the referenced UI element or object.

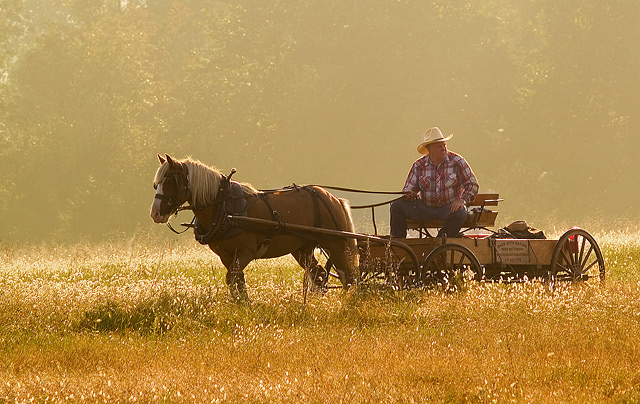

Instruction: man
[390,127,479,238]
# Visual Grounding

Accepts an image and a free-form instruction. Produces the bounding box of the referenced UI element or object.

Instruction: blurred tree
[0,0,27,96]
[0,0,29,222]
[165,1,291,169]
[499,0,640,221]
[8,2,169,237]
[1,0,638,241]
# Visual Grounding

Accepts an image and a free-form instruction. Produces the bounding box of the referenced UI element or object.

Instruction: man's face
[427,141,448,162]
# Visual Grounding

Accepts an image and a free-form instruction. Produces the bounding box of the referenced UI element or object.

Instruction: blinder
[154,168,189,215]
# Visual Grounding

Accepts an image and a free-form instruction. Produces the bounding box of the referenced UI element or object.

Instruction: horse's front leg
[221,250,252,302]
[225,270,248,302]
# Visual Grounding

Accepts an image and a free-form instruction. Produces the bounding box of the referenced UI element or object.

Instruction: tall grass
[1,231,639,403]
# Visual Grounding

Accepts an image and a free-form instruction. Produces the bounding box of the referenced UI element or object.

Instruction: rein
[164,205,195,235]
[166,212,194,235]
[306,185,406,195]
[241,183,408,237]
[257,183,407,210]
[299,184,407,236]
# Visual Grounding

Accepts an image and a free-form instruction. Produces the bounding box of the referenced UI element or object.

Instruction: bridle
[154,166,189,216]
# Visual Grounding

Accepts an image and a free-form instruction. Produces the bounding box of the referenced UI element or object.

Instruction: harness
[194,183,346,251]
[193,170,247,245]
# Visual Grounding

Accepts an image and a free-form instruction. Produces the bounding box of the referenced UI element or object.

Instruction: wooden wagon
[357,193,605,290]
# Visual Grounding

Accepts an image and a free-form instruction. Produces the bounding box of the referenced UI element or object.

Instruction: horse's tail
[339,198,360,278]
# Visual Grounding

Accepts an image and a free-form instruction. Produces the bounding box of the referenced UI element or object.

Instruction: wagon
[353,193,606,290]
[357,227,606,290]
[229,192,606,291]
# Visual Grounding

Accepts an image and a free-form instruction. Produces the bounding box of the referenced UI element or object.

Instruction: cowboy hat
[417,127,453,154]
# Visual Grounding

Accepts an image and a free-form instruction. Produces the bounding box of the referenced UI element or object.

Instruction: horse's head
[150,154,190,223]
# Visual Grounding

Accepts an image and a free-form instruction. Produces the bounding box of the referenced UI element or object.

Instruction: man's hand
[450,199,466,212]
[403,191,418,200]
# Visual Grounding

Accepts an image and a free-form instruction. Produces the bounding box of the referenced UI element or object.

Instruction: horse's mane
[155,157,258,206]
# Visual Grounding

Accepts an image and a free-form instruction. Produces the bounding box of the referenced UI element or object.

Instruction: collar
[425,151,450,167]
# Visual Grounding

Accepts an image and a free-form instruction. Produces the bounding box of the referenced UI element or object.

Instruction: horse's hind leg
[322,242,357,289]
[294,248,329,292]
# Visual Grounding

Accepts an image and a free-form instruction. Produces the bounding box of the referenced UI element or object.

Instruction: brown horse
[150,154,358,300]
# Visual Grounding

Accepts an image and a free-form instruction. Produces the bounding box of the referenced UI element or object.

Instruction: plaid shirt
[402,151,479,207]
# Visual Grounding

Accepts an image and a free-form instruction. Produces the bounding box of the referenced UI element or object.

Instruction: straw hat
[417,127,453,154]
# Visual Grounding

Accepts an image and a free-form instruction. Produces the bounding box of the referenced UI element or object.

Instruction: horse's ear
[165,154,176,168]
[158,154,166,164]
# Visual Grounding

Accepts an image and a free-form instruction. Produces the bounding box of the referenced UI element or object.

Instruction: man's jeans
[390,198,467,238]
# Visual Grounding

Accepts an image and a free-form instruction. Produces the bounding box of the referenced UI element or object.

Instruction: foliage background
[1,0,638,241]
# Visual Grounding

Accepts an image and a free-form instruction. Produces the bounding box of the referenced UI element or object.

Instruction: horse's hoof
[307,284,328,295]
[229,296,249,304]
[229,289,250,303]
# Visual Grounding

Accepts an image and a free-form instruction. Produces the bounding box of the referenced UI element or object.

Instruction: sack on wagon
[495,220,546,239]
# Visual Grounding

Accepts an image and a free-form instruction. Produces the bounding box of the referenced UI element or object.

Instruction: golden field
[1,232,640,403]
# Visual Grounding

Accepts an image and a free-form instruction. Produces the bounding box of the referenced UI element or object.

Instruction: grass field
[1,231,640,403]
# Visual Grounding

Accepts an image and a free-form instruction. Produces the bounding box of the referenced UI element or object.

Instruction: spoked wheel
[384,243,420,290]
[357,241,419,289]
[421,244,483,290]
[549,228,605,287]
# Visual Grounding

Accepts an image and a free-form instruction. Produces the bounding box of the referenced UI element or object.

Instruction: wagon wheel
[385,243,420,289]
[549,228,605,286]
[421,244,483,290]
[357,242,419,289]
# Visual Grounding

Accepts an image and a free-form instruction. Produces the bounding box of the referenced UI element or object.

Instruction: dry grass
[1,231,640,403]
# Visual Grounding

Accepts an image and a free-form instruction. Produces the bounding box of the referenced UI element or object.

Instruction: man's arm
[458,157,479,203]
[402,161,421,199]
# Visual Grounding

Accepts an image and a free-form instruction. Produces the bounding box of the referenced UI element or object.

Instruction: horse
[150,154,358,300]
